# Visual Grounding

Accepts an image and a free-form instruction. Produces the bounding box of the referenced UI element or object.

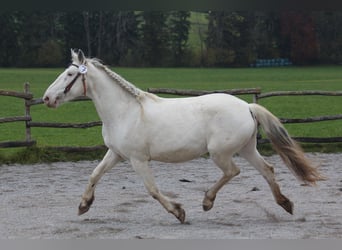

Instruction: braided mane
[90,58,144,98]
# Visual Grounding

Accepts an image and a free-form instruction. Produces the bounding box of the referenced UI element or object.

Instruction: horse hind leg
[203,153,240,212]
[239,139,294,215]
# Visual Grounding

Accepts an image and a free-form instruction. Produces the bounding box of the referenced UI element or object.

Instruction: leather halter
[63,63,87,96]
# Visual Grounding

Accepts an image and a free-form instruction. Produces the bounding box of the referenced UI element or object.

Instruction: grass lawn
[0,66,341,163]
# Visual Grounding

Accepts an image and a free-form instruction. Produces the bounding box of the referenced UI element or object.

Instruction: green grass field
[1,66,342,163]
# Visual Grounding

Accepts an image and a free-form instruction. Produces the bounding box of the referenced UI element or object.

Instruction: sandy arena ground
[0,153,341,239]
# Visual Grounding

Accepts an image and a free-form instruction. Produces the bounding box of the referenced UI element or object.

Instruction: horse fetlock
[78,195,95,215]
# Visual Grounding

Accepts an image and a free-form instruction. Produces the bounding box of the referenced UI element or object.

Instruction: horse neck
[86,68,140,125]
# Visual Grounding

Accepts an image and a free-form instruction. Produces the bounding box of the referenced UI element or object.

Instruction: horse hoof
[203,203,213,212]
[172,202,186,224]
[279,199,294,215]
[78,195,95,215]
[78,204,90,215]
[177,208,186,224]
[202,192,216,211]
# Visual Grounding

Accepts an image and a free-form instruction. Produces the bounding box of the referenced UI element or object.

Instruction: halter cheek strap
[63,63,87,96]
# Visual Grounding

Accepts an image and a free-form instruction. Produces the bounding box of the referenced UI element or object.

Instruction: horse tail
[249,103,326,185]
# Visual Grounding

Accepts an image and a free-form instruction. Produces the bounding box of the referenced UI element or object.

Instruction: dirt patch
[0,153,341,239]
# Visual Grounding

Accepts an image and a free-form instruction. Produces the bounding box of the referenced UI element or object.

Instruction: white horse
[43,49,324,223]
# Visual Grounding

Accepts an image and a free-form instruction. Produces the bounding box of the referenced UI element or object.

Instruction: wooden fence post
[24,82,32,144]
[253,92,259,104]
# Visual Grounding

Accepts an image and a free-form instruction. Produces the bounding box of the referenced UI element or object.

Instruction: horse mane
[89,58,144,99]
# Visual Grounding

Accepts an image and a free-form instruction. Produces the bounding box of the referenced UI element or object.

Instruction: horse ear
[71,49,78,62]
[77,49,86,64]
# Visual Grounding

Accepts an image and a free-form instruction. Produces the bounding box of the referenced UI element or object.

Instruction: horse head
[43,49,88,108]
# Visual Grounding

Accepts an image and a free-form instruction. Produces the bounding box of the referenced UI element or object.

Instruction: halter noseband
[64,63,87,96]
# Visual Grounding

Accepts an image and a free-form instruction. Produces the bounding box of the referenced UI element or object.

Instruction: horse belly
[150,144,207,163]
[149,128,208,163]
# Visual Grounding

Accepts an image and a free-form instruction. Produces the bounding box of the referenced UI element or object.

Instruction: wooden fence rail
[0,89,33,99]
[257,90,342,99]
[279,114,342,124]
[147,87,261,96]
[1,84,341,150]
[29,121,102,129]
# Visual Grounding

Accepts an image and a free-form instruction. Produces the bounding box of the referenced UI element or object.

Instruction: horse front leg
[130,159,186,224]
[78,149,122,215]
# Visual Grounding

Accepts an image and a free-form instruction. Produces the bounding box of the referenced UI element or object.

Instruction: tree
[0,12,21,66]
[168,11,191,66]
[206,11,245,66]
[248,11,281,60]
[2,10,342,67]
[62,11,140,66]
[139,11,171,66]
[314,11,342,64]
[63,11,88,61]
[280,11,319,64]
[100,11,140,65]
[13,11,65,67]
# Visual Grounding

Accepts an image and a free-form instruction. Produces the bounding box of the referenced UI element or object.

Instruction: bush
[37,40,64,67]
[205,48,236,67]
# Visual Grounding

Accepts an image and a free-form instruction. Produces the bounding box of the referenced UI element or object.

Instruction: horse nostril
[44,96,50,103]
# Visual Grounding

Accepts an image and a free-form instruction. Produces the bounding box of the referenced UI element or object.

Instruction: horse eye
[67,73,73,77]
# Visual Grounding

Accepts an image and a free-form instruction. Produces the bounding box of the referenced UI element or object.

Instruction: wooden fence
[0,83,35,148]
[1,83,341,150]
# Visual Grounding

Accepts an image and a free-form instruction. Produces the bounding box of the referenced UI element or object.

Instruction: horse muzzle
[43,95,60,108]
